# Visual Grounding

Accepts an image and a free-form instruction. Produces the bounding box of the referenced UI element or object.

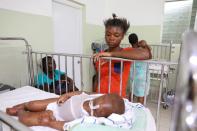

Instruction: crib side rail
[29,50,178,131]
[0,111,32,131]
[92,42,181,61]
[0,37,33,87]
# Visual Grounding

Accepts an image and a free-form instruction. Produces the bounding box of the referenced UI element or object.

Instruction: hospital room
[0,0,197,131]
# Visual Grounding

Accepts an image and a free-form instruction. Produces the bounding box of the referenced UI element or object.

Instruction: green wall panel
[0,9,53,51]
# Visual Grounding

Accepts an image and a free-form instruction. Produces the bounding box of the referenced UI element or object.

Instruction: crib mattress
[0,86,155,131]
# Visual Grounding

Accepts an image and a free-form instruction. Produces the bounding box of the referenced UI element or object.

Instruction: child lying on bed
[6,91,125,131]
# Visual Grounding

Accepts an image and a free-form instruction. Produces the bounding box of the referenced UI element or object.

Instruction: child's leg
[6,98,58,116]
[25,98,58,112]
[18,110,56,126]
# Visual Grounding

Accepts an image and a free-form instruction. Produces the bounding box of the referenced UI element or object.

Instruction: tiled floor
[146,101,173,131]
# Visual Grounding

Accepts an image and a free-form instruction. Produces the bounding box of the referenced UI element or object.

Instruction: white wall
[77,0,165,26]
[85,0,106,25]
[105,0,164,25]
[0,0,52,16]
[0,0,164,26]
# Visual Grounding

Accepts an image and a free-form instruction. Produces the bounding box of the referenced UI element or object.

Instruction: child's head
[41,56,56,73]
[128,33,138,48]
[90,93,125,117]
[104,14,130,49]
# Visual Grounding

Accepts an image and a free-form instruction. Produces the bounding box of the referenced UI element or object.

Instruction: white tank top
[55,93,101,121]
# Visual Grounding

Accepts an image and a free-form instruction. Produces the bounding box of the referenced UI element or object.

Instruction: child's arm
[138,40,152,59]
[57,91,98,105]
[57,91,82,105]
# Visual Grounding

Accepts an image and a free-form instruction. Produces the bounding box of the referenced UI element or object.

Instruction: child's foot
[6,103,26,116]
[6,107,18,116]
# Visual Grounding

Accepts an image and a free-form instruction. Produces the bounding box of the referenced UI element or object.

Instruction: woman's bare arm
[93,45,152,60]
[111,47,151,60]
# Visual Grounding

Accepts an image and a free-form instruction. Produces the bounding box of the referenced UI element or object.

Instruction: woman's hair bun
[112,13,117,19]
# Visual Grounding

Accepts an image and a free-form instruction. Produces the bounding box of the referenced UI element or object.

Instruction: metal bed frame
[0,34,195,131]
[0,37,32,131]
[171,30,197,131]
[0,111,32,131]
[92,42,179,101]
[91,42,180,61]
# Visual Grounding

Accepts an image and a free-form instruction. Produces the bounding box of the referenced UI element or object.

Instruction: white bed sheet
[0,86,59,131]
[0,86,155,131]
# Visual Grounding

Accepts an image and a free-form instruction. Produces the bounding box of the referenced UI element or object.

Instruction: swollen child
[6,91,125,131]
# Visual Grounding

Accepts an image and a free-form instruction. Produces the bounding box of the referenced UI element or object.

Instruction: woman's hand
[93,52,112,63]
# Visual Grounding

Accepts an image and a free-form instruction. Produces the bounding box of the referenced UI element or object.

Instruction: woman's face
[105,26,124,50]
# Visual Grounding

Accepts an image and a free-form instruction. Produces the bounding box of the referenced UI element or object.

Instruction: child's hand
[57,91,81,105]
[57,93,71,105]
[138,40,147,48]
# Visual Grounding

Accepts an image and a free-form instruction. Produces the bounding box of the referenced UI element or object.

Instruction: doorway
[52,0,83,89]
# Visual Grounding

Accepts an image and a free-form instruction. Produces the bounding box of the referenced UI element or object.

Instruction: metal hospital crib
[0,33,195,131]
[92,42,180,105]
[91,41,180,61]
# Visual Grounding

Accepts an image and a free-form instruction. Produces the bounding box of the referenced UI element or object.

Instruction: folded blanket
[63,99,144,131]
